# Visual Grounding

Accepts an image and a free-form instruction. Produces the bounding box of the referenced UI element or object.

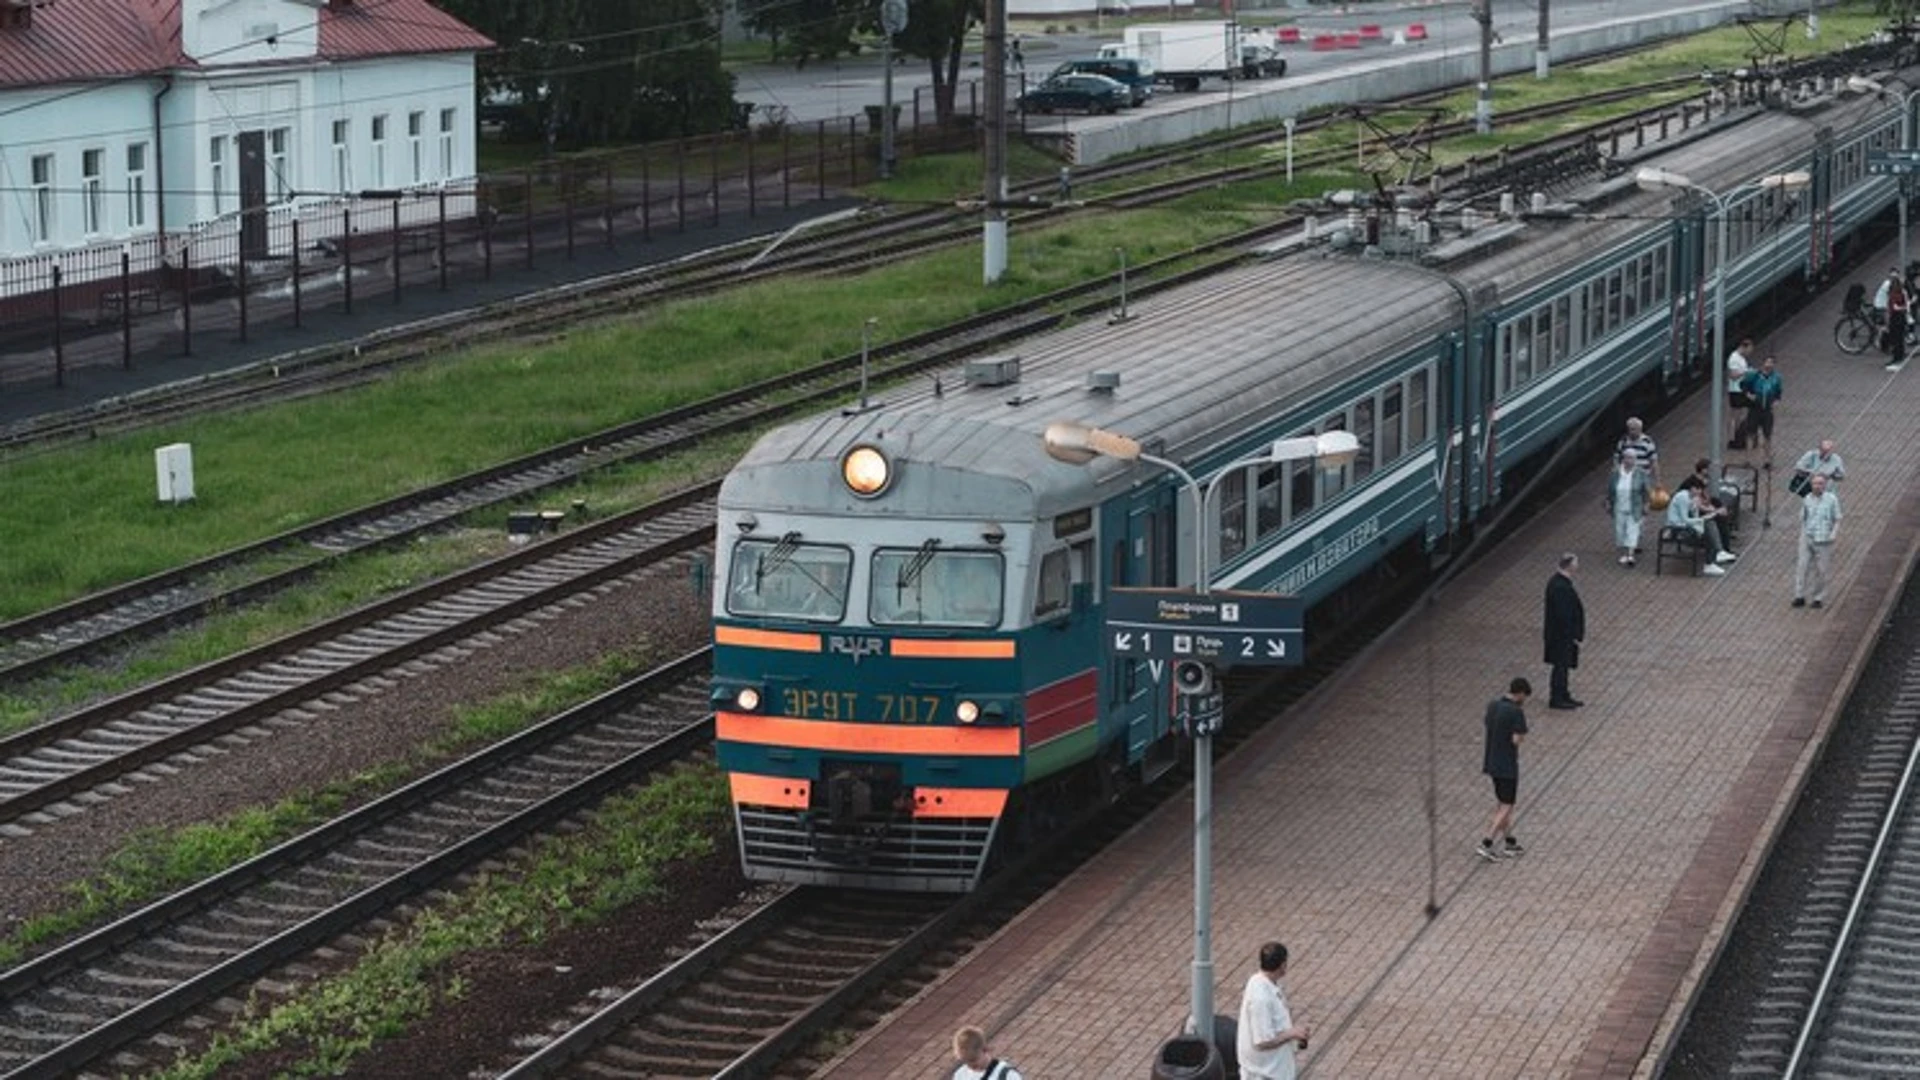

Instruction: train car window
[1512,313,1533,384]
[1551,295,1571,365]
[870,549,1003,628]
[1321,416,1349,498]
[1071,540,1094,593]
[1290,444,1318,520]
[1034,549,1072,618]
[1622,262,1640,322]
[726,540,853,622]
[1407,370,1430,446]
[1380,385,1404,463]
[1605,270,1624,335]
[1255,464,1283,538]
[1586,279,1606,343]
[1352,398,1375,481]
[1498,323,1513,393]
[1637,253,1655,315]
[1218,469,1248,561]
[1652,246,1669,306]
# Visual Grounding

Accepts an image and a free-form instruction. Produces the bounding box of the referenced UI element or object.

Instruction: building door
[237,130,268,261]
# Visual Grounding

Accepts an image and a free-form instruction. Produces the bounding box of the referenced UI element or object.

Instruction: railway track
[0,650,717,1079]
[1722,648,1920,1077]
[0,488,715,830]
[0,80,1744,695]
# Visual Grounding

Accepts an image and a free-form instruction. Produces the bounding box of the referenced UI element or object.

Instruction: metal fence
[0,86,988,394]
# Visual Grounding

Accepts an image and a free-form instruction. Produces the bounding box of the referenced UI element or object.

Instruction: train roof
[722,255,1463,520]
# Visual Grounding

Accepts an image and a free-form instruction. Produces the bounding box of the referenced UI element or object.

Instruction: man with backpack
[952,1026,1024,1080]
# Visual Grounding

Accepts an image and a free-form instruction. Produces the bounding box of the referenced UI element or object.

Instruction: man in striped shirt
[1792,472,1842,610]
[1615,417,1660,489]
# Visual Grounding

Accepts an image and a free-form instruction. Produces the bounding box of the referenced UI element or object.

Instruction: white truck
[1099,21,1285,93]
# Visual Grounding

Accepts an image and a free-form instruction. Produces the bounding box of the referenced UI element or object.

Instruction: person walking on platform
[1790,439,1845,492]
[1793,472,1843,611]
[1888,270,1911,372]
[951,1026,1023,1080]
[1606,451,1650,567]
[1479,677,1532,861]
[1726,337,1754,448]
[1543,554,1585,709]
[1615,417,1660,489]
[1237,941,1310,1080]
[1738,357,1783,468]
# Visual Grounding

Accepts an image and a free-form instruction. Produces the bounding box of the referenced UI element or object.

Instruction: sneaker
[1792,598,1807,608]
[1625,556,1636,567]
[1476,841,1508,862]
[1888,363,1905,372]
[1812,600,1825,609]
[1715,551,1739,564]
[1703,564,1727,576]
[1503,839,1526,858]
[1618,555,1631,566]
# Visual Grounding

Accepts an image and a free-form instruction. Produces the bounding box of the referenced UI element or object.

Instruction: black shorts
[1748,409,1775,439]
[1491,776,1517,805]
[1727,391,1748,410]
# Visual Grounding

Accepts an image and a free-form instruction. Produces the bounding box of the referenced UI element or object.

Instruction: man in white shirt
[1726,337,1753,448]
[1237,942,1311,1080]
[951,1025,1023,1080]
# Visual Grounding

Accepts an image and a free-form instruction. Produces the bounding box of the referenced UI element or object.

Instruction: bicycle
[1834,283,1878,355]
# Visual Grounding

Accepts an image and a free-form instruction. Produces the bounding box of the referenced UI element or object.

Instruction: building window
[81,148,104,235]
[331,119,350,192]
[127,143,148,228]
[29,153,53,243]
[371,114,388,186]
[408,110,424,183]
[439,107,456,177]
[210,136,226,214]
[269,127,291,201]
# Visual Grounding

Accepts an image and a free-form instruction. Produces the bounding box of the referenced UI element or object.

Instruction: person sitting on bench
[1666,476,1738,576]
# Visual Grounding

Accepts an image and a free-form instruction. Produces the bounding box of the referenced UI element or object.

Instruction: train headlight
[955,699,981,724]
[735,687,762,711]
[842,445,892,498]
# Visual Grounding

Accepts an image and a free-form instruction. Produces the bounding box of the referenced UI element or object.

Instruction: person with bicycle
[1739,357,1783,467]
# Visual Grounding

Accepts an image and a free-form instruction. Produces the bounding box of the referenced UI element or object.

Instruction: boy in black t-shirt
[1478,677,1531,861]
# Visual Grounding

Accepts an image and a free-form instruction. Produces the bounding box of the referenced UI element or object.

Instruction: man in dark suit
[1543,553,1585,709]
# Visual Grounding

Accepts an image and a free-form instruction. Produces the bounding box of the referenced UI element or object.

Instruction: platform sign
[1104,587,1305,666]
[1869,150,1920,175]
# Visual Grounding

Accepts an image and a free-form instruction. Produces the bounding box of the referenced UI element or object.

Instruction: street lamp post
[1635,167,1809,477]
[1043,422,1358,1044]
[1848,76,1920,281]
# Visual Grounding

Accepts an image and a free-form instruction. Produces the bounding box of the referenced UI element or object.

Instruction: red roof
[0,0,490,90]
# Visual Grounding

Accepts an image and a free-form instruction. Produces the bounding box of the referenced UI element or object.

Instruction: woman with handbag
[1606,450,1651,567]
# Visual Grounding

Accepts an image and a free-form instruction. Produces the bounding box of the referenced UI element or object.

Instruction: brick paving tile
[814,265,1920,1080]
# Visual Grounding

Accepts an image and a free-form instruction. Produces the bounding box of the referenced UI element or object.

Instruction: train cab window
[726,539,852,622]
[1407,371,1430,446]
[1255,464,1283,538]
[1379,385,1404,464]
[1218,469,1248,561]
[870,548,1003,628]
[1035,548,1071,619]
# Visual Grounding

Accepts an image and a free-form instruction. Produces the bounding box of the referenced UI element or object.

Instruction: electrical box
[155,443,195,504]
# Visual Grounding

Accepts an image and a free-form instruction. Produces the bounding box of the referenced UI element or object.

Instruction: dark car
[1018,73,1131,116]
[1051,58,1154,107]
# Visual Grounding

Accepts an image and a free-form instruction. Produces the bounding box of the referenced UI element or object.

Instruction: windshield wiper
[895,538,941,591]
[754,531,804,591]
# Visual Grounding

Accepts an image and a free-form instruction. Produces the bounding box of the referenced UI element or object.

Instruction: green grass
[149,762,730,1080]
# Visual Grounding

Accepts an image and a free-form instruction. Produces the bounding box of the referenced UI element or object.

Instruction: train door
[1108,483,1180,772]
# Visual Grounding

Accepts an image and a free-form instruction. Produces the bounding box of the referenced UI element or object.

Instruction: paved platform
[815,267,1920,1078]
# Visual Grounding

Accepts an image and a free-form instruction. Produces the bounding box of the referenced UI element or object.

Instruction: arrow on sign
[1266,640,1287,658]
[1114,631,1133,651]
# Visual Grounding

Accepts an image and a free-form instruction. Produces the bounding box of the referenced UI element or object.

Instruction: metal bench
[1656,525,1707,577]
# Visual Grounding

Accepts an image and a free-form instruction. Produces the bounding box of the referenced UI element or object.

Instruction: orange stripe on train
[714,626,822,652]
[911,788,1009,819]
[888,638,1017,659]
[729,773,811,809]
[717,712,1020,756]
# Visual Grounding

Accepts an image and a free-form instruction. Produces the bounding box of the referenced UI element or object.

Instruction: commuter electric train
[711,65,1913,891]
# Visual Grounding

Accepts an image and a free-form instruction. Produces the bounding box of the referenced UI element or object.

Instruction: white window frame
[407,110,424,184]
[210,135,226,215]
[438,107,456,178]
[371,114,388,186]
[268,127,291,201]
[30,153,54,244]
[331,119,350,193]
[127,142,148,229]
[81,148,104,236]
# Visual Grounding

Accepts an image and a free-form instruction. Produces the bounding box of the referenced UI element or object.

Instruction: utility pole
[1475,0,1494,133]
[1536,0,1550,79]
[983,0,1009,284]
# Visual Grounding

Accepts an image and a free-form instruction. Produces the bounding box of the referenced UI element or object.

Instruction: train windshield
[726,537,852,622]
[870,547,1004,628]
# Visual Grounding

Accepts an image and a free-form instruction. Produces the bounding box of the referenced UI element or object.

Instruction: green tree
[741,0,868,67]
[885,0,984,125]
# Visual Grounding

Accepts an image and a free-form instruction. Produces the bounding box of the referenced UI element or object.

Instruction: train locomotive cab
[713,425,1102,892]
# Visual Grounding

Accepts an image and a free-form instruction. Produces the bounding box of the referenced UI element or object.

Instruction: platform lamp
[1042,421,1359,1058]
[1634,167,1809,478]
